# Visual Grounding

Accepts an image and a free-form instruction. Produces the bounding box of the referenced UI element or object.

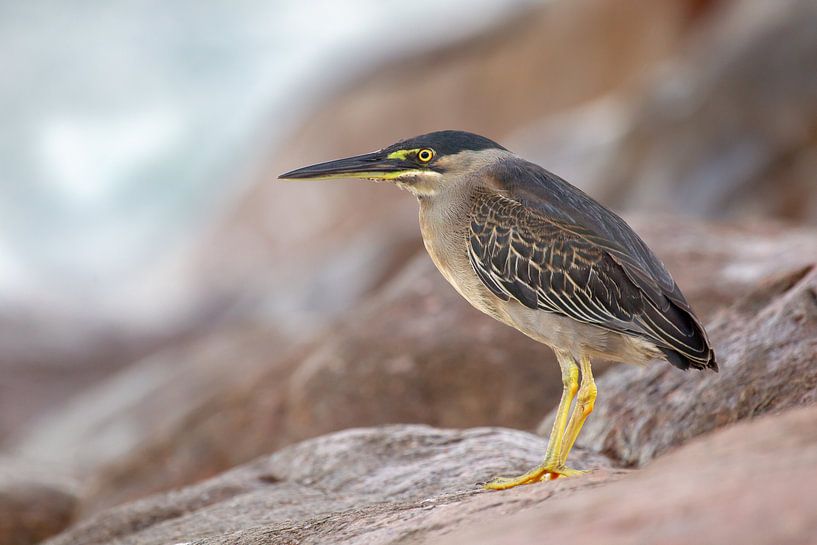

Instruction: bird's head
[278,130,508,197]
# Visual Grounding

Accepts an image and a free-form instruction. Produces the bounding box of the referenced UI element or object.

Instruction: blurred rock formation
[518,0,817,225]
[11,215,816,518]
[0,458,78,545]
[5,0,817,543]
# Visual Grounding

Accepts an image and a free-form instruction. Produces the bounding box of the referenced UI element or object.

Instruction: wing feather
[468,170,716,371]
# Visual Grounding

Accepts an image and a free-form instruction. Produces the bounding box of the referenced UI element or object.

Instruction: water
[0,0,538,323]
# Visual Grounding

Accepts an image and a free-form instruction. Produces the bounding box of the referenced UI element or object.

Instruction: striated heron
[279,130,717,490]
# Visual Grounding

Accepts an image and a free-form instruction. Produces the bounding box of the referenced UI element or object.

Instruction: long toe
[485,464,588,490]
[484,474,540,490]
[484,467,549,490]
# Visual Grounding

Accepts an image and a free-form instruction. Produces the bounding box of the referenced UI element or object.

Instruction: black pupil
[420,150,431,161]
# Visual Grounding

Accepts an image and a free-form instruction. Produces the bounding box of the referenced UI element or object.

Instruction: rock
[436,405,817,545]
[592,0,817,224]
[626,215,817,319]
[0,308,185,446]
[10,323,300,513]
[0,458,79,545]
[282,255,566,438]
[45,406,817,545]
[13,255,564,514]
[14,216,816,514]
[541,263,817,466]
[274,215,817,443]
[43,425,613,545]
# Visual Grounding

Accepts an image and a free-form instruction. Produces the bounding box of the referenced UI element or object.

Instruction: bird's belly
[423,232,658,363]
[503,303,661,364]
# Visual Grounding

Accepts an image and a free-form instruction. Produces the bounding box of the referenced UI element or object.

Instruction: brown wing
[468,186,716,371]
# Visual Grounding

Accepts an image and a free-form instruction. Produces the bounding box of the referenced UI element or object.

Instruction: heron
[279,130,717,490]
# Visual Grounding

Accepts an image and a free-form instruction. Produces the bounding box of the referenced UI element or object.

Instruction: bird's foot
[484,464,588,490]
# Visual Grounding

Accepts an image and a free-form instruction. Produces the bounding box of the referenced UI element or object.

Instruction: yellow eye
[417,148,434,163]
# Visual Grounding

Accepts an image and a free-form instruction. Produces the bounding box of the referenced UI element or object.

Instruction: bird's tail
[642,298,718,372]
[659,346,718,372]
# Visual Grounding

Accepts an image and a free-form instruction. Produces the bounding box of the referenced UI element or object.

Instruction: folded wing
[467,160,716,371]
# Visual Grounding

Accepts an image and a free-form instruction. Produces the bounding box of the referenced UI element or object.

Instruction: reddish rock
[547,263,817,466]
[0,310,184,446]
[438,405,817,545]
[0,459,79,545]
[16,256,563,514]
[282,255,564,437]
[43,406,817,545]
[626,216,817,319]
[42,425,613,545]
[594,0,817,224]
[13,216,816,514]
[10,324,299,514]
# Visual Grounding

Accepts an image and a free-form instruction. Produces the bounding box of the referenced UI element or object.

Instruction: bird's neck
[417,185,475,247]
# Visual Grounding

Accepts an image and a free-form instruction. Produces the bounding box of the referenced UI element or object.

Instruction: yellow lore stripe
[387,149,421,160]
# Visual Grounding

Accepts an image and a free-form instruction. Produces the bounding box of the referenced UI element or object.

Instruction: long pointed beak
[278,150,408,181]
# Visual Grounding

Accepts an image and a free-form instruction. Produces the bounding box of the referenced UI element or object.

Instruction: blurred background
[2,0,817,540]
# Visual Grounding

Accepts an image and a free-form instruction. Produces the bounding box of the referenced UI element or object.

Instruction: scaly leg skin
[485,351,581,491]
[558,354,596,470]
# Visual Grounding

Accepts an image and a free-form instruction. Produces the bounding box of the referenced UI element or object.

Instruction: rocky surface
[437,405,817,545]
[45,406,817,545]
[12,216,817,515]
[279,256,563,437]
[13,256,562,514]
[0,311,187,447]
[42,425,613,545]
[0,458,79,545]
[6,1,817,543]
[553,263,817,467]
[9,324,302,514]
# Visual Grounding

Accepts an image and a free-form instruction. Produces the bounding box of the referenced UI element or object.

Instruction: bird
[279,130,717,490]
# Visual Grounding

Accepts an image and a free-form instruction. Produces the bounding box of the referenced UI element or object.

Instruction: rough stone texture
[45,406,817,545]
[43,426,612,545]
[542,263,817,467]
[437,405,817,545]
[0,458,80,545]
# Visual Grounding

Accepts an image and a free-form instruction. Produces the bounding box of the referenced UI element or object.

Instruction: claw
[484,464,588,490]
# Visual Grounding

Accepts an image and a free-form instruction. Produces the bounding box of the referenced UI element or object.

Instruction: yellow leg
[485,350,582,490]
[558,354,596,466]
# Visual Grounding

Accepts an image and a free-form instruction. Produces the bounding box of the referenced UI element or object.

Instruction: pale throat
[393,171,442,197]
